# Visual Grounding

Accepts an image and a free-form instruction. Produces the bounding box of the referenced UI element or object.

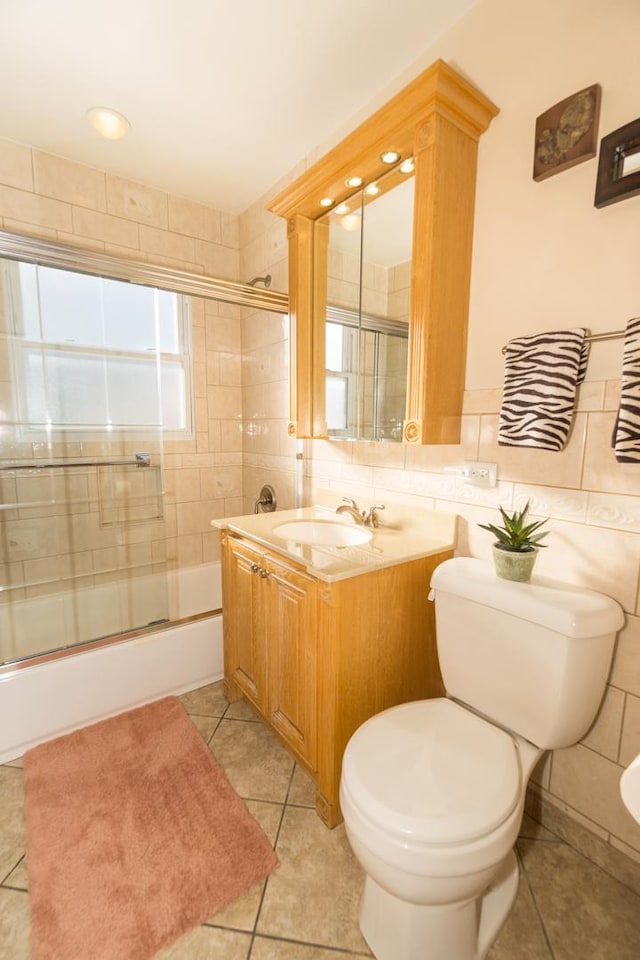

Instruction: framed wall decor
[594,117,640,208]
[533,84,601,181]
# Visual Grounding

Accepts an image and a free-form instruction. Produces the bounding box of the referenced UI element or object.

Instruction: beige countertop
[211,492,457,582]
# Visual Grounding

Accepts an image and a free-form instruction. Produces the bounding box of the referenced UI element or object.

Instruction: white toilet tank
[430,558,625,749]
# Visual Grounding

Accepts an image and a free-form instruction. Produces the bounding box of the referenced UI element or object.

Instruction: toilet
[340,557,624,960]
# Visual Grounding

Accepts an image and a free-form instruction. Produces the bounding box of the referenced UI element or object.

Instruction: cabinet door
[266,557,318,771]
[222,537,267,711]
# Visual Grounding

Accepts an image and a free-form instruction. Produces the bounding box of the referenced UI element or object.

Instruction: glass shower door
[0,259,183,665]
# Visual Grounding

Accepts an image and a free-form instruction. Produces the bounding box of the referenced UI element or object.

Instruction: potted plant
[478,501,549,582]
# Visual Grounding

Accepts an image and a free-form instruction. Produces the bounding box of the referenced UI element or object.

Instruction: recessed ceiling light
[399,158,415,174]
[319,197,334,208]
[86,107,131,140]
[335,203,350,215]
[345,176,363,188]
[365,182,380,196]
[380,150,401,164]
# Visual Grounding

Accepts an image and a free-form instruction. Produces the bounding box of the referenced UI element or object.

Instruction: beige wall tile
[605,380,621,411]
[352,440,406,470]
[587,491,640,533]
[479,414,587,488]
[242,341,287,387]
[206,314,241,353]
[139,224,196,263]
[221,212,240,249]
[168,195,221,242]
[71,206,139,248]
[208,385,242,420]
[462,388,502,415]
[583,412,640,495]
[0,139,33,190]
[33,152,106,210]
[174,533,204,567]
[173,468,201,503]
[202,530,221,563]
[550,743,640,851]
[512,484,588,522]
[620,694,640,767]
[176,499,225,536]
[219,351,242,386]
[201,466,243,500]
[241,309,288,354]
[527,518,639,612]
[576,380,605,412]
[195,239,239,280]
[610,615,640,697]
[404,415,480,472]
[242,381,288,420]
[191,325,206,359]
[193,361,207,398]
[106,175,168,227]
[0,185,72,232]
[581,685,625,762]
[220,420,243,453]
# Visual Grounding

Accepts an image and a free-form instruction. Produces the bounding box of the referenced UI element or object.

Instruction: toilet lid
[342,699,521,845]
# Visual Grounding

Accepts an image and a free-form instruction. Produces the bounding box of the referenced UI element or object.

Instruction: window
[5,262,192,437]
[325,307,408,441]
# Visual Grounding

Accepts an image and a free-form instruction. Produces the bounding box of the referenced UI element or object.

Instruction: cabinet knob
[258,567,270,579]
[250,563,260,574]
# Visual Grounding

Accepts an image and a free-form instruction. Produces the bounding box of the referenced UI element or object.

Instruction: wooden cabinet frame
[267,59,498,444]
[222,531,452,827]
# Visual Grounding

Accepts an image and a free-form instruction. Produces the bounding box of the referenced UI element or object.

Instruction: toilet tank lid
[430,558,625,638]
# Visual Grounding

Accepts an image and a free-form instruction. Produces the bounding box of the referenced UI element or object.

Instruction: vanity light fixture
[345,175,364,188]
[86,107,131,140]
[365,182,380,196]
[380,150,401,164]
[399,157,415,174]
[319,197,334,208]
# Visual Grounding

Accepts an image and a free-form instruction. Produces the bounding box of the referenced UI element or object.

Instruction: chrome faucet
[336,497,385,529]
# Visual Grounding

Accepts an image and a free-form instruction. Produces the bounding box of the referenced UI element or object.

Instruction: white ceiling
[0,0,476,215]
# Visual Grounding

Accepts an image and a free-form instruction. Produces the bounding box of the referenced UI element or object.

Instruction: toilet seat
[342,698,521,845]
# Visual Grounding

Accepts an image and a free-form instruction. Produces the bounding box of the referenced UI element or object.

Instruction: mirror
[323,168,413,441]
[267,59,499,444]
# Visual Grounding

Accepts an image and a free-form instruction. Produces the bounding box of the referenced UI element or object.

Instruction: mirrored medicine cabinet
[267,59,499,444]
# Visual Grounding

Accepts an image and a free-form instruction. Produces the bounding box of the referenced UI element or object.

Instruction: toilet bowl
[340,557,624,960]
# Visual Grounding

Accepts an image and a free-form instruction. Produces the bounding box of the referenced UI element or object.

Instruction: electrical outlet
[462,460,498,488]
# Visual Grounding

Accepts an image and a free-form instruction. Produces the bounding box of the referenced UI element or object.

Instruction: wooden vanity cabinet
[222,535,318,769]
[221,531,451,827]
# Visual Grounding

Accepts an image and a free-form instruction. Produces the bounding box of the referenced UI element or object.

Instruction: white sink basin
[272,519,373,547]
[621,752,640,824]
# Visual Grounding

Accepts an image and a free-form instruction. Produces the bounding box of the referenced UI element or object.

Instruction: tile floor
[1,681,640,959]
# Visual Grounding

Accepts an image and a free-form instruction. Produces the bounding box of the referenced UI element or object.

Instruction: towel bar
[500,324,639,355]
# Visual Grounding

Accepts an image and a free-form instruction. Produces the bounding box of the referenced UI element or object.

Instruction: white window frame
[3,261,194,442]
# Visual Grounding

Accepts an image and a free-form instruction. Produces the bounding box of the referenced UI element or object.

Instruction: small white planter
[492,544,538,583]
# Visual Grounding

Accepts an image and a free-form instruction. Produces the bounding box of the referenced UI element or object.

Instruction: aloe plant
[478,501,549,553]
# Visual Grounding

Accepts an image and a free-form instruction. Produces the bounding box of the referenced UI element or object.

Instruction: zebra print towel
[612,316,640,463]
[498,328,589,451]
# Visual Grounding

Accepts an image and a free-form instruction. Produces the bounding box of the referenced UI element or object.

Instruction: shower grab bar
[0,453,152,471]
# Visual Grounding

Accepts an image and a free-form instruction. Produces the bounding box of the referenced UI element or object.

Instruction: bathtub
[0,562,224,763]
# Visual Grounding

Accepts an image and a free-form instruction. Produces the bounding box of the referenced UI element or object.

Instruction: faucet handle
[341,496,359,509]
[366,504,386,528]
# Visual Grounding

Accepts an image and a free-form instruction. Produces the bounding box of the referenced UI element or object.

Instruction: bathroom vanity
[214,495,456,827]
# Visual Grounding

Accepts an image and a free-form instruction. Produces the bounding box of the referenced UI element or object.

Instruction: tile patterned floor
[2,681,640,959]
